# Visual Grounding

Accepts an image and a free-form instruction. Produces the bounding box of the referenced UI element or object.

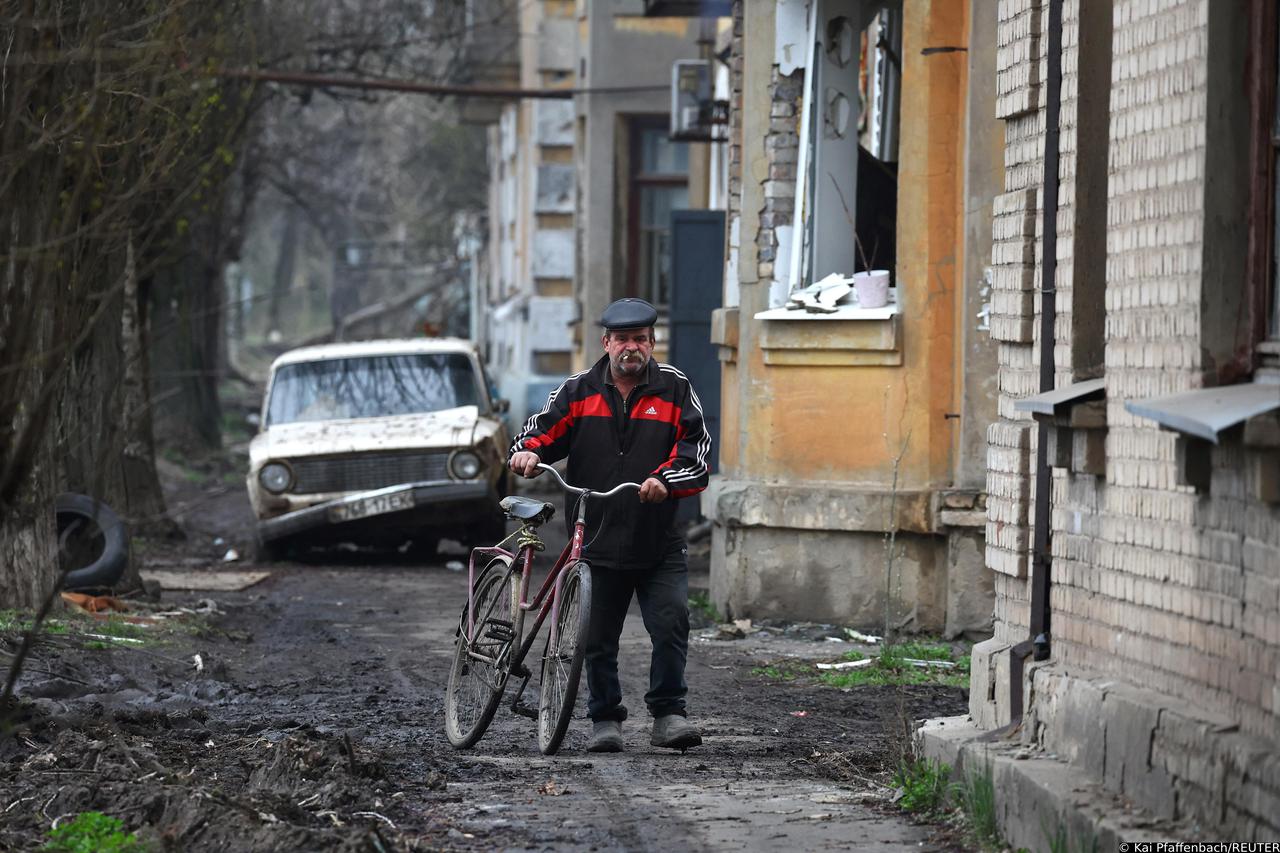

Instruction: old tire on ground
[55,493,129,591]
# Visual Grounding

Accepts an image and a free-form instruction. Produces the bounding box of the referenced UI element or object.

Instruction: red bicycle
[444,463,640,755]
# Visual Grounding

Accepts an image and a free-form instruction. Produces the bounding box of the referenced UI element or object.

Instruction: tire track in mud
[256,558,963,851]
[3,545,968,851]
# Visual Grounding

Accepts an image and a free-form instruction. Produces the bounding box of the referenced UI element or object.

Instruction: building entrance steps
[919,716,1199,851]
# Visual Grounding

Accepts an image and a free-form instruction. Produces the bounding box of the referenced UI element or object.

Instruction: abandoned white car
[247,338,511,559]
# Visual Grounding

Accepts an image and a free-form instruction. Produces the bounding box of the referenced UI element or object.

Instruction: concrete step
[919,715,1199,852]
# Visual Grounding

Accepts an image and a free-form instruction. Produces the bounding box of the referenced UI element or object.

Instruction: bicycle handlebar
[533,463,642,498]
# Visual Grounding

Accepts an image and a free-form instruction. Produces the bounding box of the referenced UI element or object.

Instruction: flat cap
[600,297,658,330]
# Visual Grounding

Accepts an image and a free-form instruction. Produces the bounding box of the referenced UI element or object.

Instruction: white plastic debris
[816,658,875,671]
[222,548,240,562]
[84,634,143,644]
[843,628,882,644]
[193,653,204,673]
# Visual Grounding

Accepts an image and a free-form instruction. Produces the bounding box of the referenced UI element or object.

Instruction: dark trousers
[585,538,689,722]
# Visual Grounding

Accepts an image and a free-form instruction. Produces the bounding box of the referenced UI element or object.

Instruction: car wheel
[56,493,129,591]
[405,536,439,558]
[254,534,290,563]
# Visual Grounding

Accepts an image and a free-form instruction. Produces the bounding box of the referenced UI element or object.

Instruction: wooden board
[140,570,271,591]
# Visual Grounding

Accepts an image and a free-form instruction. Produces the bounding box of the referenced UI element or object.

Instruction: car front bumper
[257,480,495,542]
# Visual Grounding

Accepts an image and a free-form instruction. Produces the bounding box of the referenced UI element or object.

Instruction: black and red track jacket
[509,354,711,571]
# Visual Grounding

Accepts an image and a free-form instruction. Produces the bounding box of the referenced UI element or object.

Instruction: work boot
[650,714,702,750]
[586,720,624,753]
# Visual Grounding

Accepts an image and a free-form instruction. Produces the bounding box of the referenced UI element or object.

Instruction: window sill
[1125,382,1280,498]
[753,299,901,366]
[1014,379,1107,476]
[753,299,900,323]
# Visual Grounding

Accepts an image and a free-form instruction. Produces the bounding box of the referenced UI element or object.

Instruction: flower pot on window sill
[846,270,891,309]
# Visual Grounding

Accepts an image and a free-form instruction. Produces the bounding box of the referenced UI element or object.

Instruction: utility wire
[210,66,666,100]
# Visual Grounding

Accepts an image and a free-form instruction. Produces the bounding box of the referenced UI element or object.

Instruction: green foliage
[1045,820,1098,853]
[43,812,146,853]
[751,663,805,681]
[0,611,69,635]
[90,617,147,640]
[893,757,951,815]
[0,607,200,649]
[818,641,970,689]
[751,640,972,689]
[687,591,721,624]
[952,760,1001,849]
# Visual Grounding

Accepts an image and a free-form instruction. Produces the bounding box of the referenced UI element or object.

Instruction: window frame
[626,117,689,307]
[1246,0,1279,358]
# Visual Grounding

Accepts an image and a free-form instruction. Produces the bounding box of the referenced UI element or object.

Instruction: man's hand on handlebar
[509,450,542,477]
[638,477,669,504]
[511,458,661,500]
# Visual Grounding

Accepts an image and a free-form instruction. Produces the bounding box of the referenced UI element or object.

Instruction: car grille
[290,451,451,494]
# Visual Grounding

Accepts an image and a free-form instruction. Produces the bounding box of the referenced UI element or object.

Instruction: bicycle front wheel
[537,561,592,755]
[445,558,522,749]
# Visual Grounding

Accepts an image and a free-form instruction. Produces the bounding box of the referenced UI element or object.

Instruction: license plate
[329,490,415,523]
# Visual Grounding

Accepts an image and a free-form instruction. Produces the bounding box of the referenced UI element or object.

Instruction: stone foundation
[703,477,992,635]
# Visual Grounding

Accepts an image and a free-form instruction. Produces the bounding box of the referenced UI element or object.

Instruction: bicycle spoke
[445,559,523,749]
[537,562,591,755]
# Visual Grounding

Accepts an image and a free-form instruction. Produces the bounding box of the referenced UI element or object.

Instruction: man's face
[603,327,654,380]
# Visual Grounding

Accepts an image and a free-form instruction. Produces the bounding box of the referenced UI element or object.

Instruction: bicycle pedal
[511,701,538,720]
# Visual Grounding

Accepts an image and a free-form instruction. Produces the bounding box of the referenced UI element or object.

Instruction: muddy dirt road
[1,476,968,851]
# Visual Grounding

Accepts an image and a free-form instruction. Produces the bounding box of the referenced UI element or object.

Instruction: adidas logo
[644,406,658,415]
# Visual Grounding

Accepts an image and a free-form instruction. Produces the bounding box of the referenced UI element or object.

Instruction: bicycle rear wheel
[445,557,522,749]
[537,561,592,755]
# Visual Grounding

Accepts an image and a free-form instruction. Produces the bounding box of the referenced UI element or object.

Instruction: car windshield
[266,353,482,426]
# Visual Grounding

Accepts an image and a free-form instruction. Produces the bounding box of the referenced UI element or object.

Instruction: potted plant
[850,234,891,309]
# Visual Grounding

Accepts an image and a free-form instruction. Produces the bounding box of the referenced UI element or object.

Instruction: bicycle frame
[463,488,585,676]
[461,464,638,679]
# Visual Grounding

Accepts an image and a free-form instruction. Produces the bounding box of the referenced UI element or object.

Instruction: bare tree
[0,1,257,608]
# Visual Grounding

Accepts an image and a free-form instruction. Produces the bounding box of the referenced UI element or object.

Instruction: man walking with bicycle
[508,297,710,753]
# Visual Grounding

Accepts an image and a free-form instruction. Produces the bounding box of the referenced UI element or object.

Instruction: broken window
[788,1,900,295]
[266,354,481,426]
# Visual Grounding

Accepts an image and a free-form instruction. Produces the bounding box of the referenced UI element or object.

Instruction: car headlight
[450,450,482,480]
[259,462,293,494]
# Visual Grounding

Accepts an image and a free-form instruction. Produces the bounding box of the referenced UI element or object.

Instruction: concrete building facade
[572,3,706,369]
[926,0,1280,845]
[476,1,579,426]
[701,0,1003,638]
[471,2,706,419]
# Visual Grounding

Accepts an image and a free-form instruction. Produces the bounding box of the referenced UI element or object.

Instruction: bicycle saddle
[499,496,556,524]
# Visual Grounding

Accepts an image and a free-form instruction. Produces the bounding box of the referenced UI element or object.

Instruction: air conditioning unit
[670,59,727,142]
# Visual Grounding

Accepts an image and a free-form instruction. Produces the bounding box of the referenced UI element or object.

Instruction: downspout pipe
[1011,0,1063,727]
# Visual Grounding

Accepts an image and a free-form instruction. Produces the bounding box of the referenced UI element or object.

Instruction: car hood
[250,406,492,465]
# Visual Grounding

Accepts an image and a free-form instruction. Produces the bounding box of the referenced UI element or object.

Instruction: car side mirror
[494,398,510,414]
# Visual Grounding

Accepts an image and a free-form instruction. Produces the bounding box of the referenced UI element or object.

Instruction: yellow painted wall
[732,0,968,492]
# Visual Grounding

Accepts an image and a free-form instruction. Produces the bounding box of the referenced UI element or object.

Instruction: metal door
[668,210,725,521]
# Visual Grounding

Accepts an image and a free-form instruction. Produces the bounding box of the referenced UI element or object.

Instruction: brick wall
[985,0,1047,646]
[986,0,1280,834]
[756,68,799,284]
[727,1,743,246]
